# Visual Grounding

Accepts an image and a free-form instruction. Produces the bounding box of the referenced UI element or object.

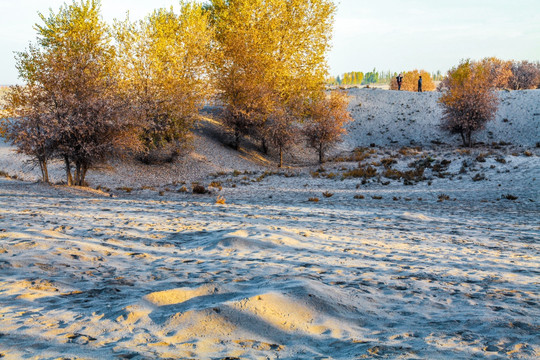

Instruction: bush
[439,60,499,147]
[304,91,352,163]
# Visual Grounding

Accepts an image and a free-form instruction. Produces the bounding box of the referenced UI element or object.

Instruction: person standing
[418,76,423,92]
[396,73,403,90]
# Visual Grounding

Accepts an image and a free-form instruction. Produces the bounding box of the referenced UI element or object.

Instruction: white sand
[0,89,539,359]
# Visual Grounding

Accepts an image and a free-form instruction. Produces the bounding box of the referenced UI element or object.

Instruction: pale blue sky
[1,0,539,84]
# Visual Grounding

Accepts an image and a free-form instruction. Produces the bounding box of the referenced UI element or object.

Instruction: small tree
[508,60,540,90]
[438,60,499,147]
[6,0,142,186]
[304,91,351,163]
[265,102,299,167]
[2,85,57,183]
[390,69,435,91]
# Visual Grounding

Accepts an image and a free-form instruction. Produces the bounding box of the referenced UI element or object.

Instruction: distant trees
[339,72,364,86]
[363,69,379,84]
[438,60,499,147]
[114,2,213,163]
[390,70,435,91]
[304,91,351,163]
[508,61,540,90]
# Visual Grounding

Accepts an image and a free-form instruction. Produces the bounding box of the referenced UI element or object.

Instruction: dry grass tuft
[216,195,226,204]
[308,197,319,202]
[322,191,334,198]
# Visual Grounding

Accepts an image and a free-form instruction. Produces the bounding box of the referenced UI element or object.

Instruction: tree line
[0,0,352,185]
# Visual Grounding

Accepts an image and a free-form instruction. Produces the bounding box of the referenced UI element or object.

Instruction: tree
[304,91,351,163]
[363,69,378,84]
[4,0,141,186]
[479,57,512,89]
[114,2,213,163]
[508,60,540,90]
[210,0,336,152]
[2,85,57,183]
[438,60,499,147]
[390,69,435,91]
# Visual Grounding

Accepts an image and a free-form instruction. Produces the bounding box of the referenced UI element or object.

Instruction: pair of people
[395,74,422,92]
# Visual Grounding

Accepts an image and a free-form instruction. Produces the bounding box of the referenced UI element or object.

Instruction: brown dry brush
[508,60,540,90]
[438,59,499,147]
[304,91,352,163]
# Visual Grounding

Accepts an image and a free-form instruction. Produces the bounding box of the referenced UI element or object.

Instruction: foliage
[478,57,512,89]
[362,69,379,84]
[438,59,499,147]
[4,0,141,185]
[114,2,213,163]
[303,91,351,163]
[210,0,336,155]
[390,69,435,91]
[508,61,540,90]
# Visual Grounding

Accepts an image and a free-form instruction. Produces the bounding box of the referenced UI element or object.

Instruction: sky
[1,0,539,84]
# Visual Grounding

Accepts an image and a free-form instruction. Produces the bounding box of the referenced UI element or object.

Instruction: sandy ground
[0,89,539,359]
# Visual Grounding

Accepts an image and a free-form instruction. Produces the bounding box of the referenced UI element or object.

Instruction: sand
[0,89,539,359]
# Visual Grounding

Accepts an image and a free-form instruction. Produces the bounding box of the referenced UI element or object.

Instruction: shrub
[216,195,226,204]
[502,194,518,200]
[192,184,208,194]
[437,193,450,202]
[304,91,352,163]
[439,59,499,147]
[342,165,377,179]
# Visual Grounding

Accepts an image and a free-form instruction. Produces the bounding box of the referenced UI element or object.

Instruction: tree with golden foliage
[304,91,352,163]
[209,0,336,154]
[114,1,213,163]
[390,70,435,91]
[3,0,141,185]
[439,60,499,147]
[478,57,512,89]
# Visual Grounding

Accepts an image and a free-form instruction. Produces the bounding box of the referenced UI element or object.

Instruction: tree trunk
[279,147,283,168]
[39,158,49,184]
[318,144,324,164]
[75,162,81,186]
[261,138,268,154]
[64,156,73,186]
[233,128,240,150]
[467,131,473,147]
[80,163,88,186]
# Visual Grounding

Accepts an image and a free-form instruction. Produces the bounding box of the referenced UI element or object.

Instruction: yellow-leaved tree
[209,0,337,156]
[115,1,213,163]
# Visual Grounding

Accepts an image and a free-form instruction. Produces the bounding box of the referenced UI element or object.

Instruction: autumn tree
[390,69,435,91]
[3,0,142,186]
[508,60,540,90]
[438,60,499,147]
[479,57,512,89]
[210,0,336,156]
[304,91,352,163]
[114,2,213,163]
